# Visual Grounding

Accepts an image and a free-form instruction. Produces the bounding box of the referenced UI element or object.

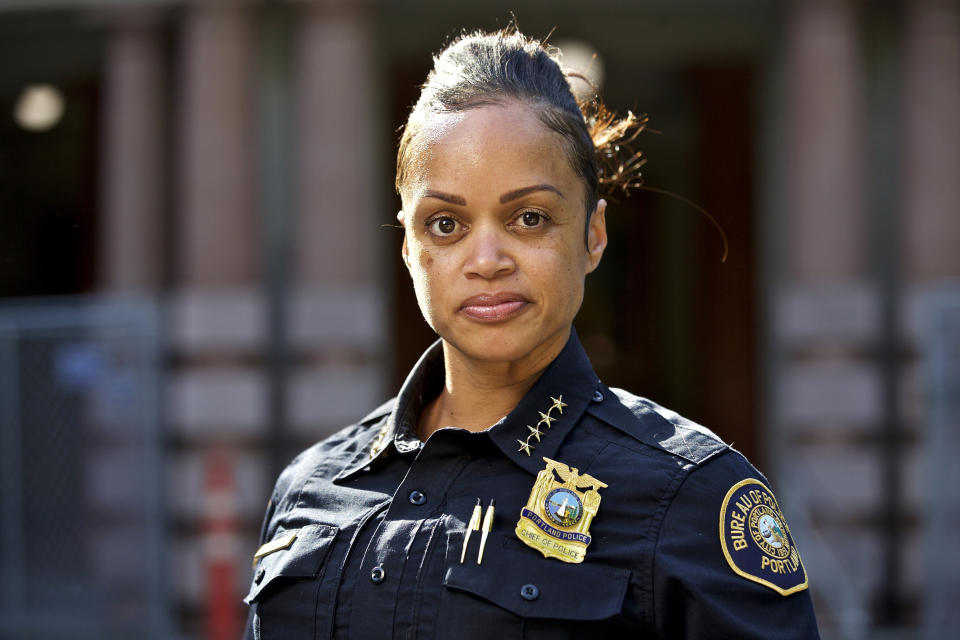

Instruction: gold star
[527,424,544,441]
[537,411,556,428]
[549,395,567,414]
[517,439,533,456]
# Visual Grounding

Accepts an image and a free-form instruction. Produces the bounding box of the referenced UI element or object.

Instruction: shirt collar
[484,328,600,475]
[337,328,600,479]
[335,341,443,481]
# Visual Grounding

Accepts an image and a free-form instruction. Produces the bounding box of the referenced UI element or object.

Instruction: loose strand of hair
[637,185,730,263]
[572,88,728,262]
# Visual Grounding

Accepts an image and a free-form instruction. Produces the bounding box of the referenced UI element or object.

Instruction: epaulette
[586,386,728,465]
[358,397,396,426]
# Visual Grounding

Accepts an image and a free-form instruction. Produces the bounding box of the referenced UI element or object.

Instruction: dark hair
[396,27,646,222]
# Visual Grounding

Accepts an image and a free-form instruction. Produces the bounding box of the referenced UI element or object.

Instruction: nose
[463,224,515,279]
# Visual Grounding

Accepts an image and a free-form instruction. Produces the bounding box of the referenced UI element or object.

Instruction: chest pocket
[440,531,632,640]
[245,524,339,640]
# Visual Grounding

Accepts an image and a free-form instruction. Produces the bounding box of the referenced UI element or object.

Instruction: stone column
[903,0,960,279]
[171,3,262,437]
[785,0,863,280]
[296,2,377,287]
[168,2,264,630]
[775,1,872,634]
[91,12,170,630]
[99,11,165,291]
[177,4,257,286]
[902,1,960,634]
[289,1,386,444]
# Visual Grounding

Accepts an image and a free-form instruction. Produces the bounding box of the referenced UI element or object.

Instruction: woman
[244,27,819,639]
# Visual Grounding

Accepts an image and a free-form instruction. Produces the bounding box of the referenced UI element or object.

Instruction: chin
[440,321,568,367]
[465,342,532,365]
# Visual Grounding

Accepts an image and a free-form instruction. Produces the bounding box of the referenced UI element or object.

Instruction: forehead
[401,102,583,204]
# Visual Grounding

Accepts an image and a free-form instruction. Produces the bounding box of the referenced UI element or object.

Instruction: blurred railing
[923,291,960,639]
[773,284,960,640]
[0,296,171,638]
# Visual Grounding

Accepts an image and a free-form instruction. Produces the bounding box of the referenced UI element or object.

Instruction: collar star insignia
[549,395,567,414]
[537,411,556,428]
[515,394,567,458]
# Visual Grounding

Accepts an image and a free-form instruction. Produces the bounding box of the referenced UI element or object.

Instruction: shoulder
[584,384,729,466]
[271,397,396,502]
[652,449,817,632]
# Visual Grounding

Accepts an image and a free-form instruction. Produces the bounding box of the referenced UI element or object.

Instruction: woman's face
[399,101,607,369]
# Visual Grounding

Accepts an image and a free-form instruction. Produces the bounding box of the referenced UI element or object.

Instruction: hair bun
[579,96,648,198]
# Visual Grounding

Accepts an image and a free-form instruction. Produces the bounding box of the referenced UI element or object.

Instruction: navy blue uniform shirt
[244,331,819,639]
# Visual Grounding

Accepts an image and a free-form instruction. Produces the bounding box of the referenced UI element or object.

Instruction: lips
[459,292,530,322]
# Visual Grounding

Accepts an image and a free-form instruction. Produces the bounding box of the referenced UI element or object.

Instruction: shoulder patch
[719,478,808,596]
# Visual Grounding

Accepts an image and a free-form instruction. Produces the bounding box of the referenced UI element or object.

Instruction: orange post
[203,448,240,640]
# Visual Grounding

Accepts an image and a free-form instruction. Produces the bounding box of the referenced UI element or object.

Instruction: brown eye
[520,211,545,227]
[427,216,460,236]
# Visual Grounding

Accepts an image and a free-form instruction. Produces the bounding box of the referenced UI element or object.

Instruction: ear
[585,199,608,273]
[398,210,411,269]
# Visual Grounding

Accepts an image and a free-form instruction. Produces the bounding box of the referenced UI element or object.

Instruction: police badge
[515,457,607,563]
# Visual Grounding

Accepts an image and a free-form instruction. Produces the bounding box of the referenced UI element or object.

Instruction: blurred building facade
[0,0,957,638]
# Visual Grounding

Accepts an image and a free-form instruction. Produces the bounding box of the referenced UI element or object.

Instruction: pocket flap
[244,523,338,604]
[442,531,630,620]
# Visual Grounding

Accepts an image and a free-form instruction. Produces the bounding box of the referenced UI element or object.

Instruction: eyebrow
[423,184,564,207]
[424,190,467,205]
[500,184,564,203]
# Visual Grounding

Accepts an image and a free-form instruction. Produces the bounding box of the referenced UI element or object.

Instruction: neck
[417,332,568,440]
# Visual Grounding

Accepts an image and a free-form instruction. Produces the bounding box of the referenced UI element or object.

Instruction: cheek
[414,245,437,271]
[408,246,442,302]
[543,234,588,270]
[539,240,588,305]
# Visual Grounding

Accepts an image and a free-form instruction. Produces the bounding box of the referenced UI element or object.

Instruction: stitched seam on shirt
[292,422,380,511]
[407,515,444,639]
[576,419,664,462]
[648,462,695,636]
[312,557,332,640]
[587,394,726,465]
[385,453,471,637]
[402,454,476,637]
[581,438,611,472]
[580,437,684,632]
[329,500,390,639]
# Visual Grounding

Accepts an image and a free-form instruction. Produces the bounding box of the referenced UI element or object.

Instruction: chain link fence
[0,296,170,639]
[923,292,960,639]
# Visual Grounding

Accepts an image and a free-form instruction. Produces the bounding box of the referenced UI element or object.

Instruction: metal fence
[923,292,960,639]
[0,296,170,639]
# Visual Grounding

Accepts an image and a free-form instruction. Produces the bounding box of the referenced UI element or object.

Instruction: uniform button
[408,489,427,505]
[592,390,604,402]
[520,583,539,601]
[370,565,386,584]
[254,568,265,585]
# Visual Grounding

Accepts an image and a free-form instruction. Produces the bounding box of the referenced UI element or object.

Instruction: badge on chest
[515,457,607,563]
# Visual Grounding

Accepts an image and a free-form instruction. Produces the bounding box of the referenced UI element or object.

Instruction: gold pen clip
[477,499,495,565]
[461,498,482,563]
